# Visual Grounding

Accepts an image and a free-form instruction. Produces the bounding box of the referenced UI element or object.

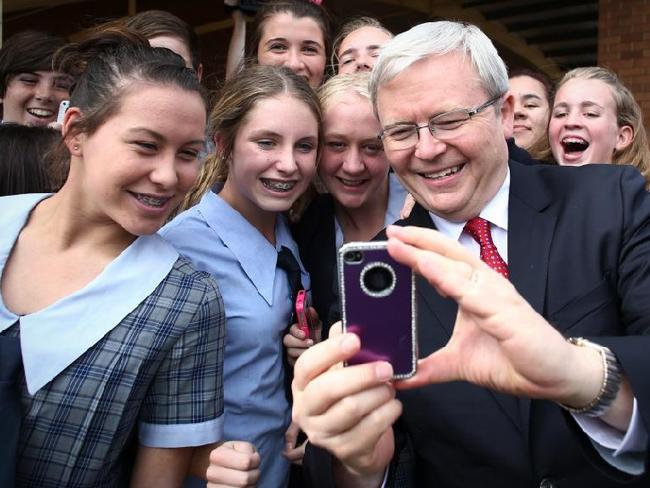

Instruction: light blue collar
[385,172,409,227]
[196,191,304,306]
[0,193,179,394]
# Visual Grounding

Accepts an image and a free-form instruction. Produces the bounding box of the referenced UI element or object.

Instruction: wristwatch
[558,337,623,417]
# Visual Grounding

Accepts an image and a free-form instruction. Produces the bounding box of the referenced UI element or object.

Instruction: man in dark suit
[290,21,650,487]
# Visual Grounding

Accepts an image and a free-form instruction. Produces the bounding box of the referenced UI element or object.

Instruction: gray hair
[370,21,509,111]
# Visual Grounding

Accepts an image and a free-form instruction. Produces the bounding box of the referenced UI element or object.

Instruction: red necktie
[463,217,509,278]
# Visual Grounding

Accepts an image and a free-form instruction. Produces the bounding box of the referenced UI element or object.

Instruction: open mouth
[26,107,55,119]
[561,136,589,153]
[421,163,465,181]
[129,191,172,208]
[261,178,296,192]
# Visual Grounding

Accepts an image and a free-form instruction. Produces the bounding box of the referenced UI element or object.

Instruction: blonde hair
[179,64,322,212]
[557,67,650,184]
[318,71,371,111]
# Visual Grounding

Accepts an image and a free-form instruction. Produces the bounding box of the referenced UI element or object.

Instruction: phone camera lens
[360,263,396,297]
[344,251,363,263]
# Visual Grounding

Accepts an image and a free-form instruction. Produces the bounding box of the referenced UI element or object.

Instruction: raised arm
[225,4,247,80]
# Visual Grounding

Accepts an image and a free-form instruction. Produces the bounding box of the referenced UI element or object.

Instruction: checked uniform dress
[0,194,226,488]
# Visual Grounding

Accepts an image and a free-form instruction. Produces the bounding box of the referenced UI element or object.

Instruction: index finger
[288,323,307,340]
[292,333,360,391]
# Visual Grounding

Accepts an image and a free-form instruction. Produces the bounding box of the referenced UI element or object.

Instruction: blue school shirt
[161,190,310,488]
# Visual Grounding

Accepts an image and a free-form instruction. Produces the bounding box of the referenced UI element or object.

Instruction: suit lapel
[507,161,555,316]
[398,205,458,338]
[507,160,557,438]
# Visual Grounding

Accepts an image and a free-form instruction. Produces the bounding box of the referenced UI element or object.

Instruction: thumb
[226,440,256,453]
[328,321,343,339]
[395,346,459,390]
[285,421,300,447]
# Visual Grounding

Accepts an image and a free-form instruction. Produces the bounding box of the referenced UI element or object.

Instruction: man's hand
[292,324,401,484]
[386,225,631,424]
[206,441,260,488]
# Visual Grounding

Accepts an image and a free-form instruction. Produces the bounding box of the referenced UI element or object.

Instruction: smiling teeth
[561,137,589,152]
[423,164,463,180]
[27,108,54,118]
[562,137,586,144]
[339,178,365,187]
[262,179,295,192]
[134,193,169,208]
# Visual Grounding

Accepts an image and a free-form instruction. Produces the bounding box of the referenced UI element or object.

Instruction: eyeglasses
[379,95,504,151]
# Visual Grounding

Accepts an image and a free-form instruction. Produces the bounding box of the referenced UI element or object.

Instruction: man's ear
[615,125,634,152]
[500,93,515,140]
[62,106,83,157]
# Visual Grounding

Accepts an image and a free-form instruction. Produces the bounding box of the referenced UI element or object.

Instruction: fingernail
[306,339,314,347]
[341,334,358,353]
[376,362,393,381]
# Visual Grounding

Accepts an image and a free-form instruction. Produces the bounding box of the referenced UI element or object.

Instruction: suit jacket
[507,137,539,166]
[0,336,21,488]
[303,160,650,488]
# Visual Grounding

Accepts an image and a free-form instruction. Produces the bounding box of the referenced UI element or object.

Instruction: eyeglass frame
[378,94,505,149]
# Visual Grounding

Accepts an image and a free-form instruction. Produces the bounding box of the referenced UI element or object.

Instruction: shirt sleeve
[573,399,648,475]
[138,276,226,448]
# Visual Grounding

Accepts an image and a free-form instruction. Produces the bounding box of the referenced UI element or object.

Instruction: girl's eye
[303,46,320,55]
[19,77,38,85]
[296,141,315,153]
[135,141,157,151]
[54,80,73,91]
[585,112,600,118]
[326,141,346,151]
[179,149,200,161]
[552,111,567,118]
[363,143,383,154]
[269,43,287,52]
[340,57,354,66]
[524,103,539,109]
[257,139,275,149]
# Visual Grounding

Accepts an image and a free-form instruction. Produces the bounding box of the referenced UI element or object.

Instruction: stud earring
[73,145,79,150]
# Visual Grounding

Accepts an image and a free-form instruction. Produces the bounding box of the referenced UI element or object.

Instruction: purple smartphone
[338,241,417,379]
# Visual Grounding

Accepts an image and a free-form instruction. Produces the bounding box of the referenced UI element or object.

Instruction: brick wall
[599,0,650,131]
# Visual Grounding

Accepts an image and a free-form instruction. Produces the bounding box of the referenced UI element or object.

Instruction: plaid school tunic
[0,194,226,488]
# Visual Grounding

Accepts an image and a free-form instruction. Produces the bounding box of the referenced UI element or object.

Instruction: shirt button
[539,478,557,488]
